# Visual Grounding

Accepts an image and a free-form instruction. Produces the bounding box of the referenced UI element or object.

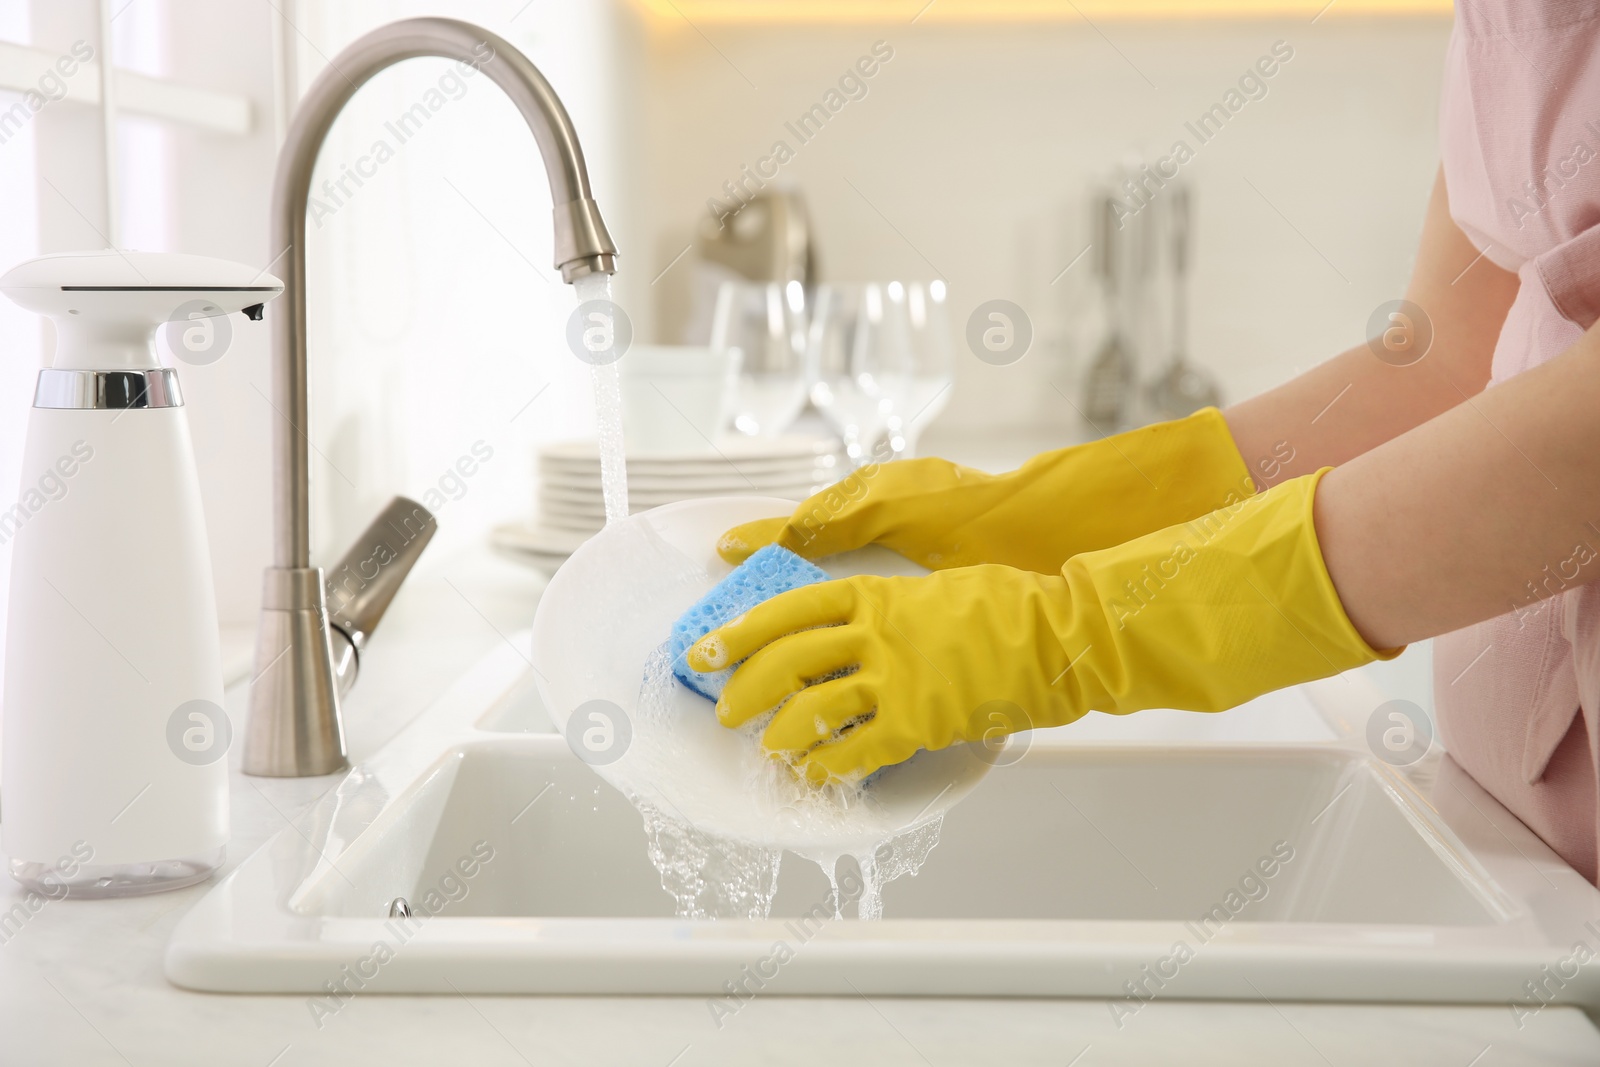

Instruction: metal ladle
[1148,185,1220,419]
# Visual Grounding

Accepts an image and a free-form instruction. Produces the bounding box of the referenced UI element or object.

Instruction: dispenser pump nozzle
[0,250,284,370]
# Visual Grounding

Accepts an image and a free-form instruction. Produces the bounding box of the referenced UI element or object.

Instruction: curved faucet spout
[244,18,618,777]
[272,16,617,570]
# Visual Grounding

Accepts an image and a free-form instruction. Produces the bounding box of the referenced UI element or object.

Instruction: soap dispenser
[0,250,282,897]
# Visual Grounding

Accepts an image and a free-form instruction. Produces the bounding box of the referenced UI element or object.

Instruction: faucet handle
[243,496,436,777]
[324,496,437,695]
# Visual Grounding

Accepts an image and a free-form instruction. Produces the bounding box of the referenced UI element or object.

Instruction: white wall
[637,14,1451,437]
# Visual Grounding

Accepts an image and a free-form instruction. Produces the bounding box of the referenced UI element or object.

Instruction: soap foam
[625,639,941,920]
[548,504,945,922]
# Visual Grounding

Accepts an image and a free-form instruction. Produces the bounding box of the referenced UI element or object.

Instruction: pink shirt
[1433,0,1600,885]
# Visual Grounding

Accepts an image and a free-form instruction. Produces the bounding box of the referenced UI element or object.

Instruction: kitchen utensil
[711,280,813,438]
[525,436,841,557]
[618,344,736,456]
[696,189,814,286]
[807,283,911,466]
[1082,194,1137,433]
[885,279,953,459]
[1148,184,1222,419]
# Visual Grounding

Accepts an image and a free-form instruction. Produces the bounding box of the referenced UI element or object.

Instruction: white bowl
[618,344,736,457]
[530,496,991,855]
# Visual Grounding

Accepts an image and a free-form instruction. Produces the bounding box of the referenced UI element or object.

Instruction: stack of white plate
[492,435,842,567]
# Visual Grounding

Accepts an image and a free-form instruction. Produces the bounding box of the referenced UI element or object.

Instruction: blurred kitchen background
[0,0,1450,686]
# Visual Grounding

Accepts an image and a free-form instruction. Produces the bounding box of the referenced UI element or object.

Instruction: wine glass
[886,279,954,458]
[806,283,911,467]
[710,280,811,438]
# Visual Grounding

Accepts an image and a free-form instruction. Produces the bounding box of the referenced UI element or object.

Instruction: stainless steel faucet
[243,17,618,777]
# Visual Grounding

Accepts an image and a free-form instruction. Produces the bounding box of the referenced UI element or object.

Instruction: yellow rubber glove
[717,407,1258,574]
[688,469,1395,784]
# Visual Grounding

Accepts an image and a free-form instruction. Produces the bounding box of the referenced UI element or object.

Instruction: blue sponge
[670,544,830,701]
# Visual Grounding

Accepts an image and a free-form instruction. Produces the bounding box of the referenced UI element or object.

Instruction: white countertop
[5,436,1600,1061]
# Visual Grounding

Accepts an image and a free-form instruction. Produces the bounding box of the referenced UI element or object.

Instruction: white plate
[538,475,826,497]
[540,449,837,470]
[491,524,585,574]
[534,510,605,535]
[540,436,836,467]
[492,520,590,557]
[539,482,824,512]
[538,462,838,489]
[539,468,837,495]
[539,456,840,482]
[531,496,990,856]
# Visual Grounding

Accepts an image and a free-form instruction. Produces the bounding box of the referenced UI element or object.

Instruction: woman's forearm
[1225,167,1520,487]
[1317,318,1600,650]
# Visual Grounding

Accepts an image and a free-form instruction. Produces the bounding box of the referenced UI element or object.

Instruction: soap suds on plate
[625,627,943,921]
[539,512,955,922]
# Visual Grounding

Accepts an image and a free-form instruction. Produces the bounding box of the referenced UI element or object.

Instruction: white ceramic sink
[167,636,1600,1004]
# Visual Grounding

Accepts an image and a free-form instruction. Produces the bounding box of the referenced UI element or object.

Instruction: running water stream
[570,276,943,920]
[629,642,944,919]
[573,273,630,525]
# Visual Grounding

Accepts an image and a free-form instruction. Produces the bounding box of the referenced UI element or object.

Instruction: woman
[687,2,1600,885]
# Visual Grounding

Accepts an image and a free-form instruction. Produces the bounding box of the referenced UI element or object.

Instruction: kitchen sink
[167,636,1600,1004]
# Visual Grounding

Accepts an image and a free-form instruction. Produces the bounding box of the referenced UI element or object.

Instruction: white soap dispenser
[0,250,282,897]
